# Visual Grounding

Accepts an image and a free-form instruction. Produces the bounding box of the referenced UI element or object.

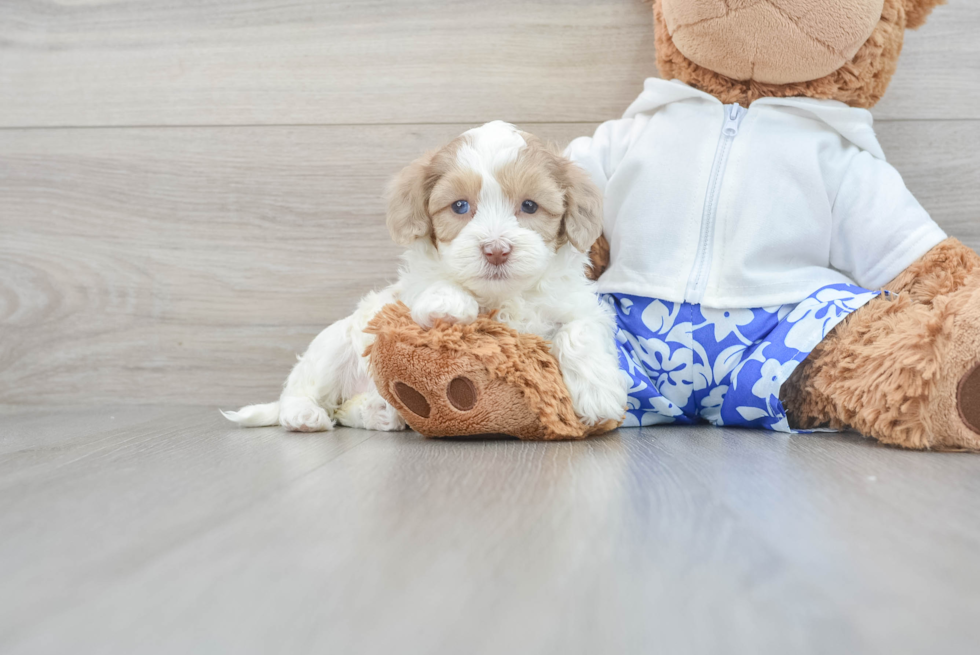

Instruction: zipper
[683,102,746,304]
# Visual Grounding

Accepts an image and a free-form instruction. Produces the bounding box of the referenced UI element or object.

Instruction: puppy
[223,121,627,433]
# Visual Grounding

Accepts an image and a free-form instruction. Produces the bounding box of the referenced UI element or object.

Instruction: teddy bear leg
[783,267,980,450]
[881,238,980,449]
[925,280,980,449]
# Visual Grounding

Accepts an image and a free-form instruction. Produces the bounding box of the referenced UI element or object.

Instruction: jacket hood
[622,78,886,160]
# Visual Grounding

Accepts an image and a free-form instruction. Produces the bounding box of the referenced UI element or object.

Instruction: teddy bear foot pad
[958,363,980,435]
[365,303,620,440]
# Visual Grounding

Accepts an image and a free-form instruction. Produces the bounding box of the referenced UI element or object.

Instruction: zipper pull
[723,103,745,137]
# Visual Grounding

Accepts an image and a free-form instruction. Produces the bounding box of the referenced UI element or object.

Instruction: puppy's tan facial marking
[496,141,567,249]
[387,136,466,246]
[428,166,482,243]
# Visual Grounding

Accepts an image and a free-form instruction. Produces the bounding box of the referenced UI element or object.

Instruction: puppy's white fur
[224,121,626,432]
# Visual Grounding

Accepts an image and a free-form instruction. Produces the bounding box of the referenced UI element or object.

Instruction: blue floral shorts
[605,284,881,432]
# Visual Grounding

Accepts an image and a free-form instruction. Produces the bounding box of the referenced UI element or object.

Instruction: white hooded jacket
[565,78,947,308]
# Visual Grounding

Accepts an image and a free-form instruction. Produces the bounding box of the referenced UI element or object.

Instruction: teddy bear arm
[884,238,980,302]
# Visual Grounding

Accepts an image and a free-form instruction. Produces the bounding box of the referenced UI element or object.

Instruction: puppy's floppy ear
[904,0,945,29]
[386,151,435,246]
[559,158,604,253]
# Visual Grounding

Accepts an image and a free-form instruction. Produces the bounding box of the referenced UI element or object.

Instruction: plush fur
[223,121,627,435]
[585,234,610,282]
[661,0,886,85]
[365,303,620,439]
[651,0,940,108]
[782,239,980,450]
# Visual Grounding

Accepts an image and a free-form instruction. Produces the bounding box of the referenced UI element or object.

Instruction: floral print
[606,284,880,432]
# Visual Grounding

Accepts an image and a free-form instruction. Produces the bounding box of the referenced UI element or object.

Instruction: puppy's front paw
[566,373,628,427]
[553,321,627,427]
[336,392,407,431]
[410,283,479,329]
[363,399,407,432]
[279,397,334,432]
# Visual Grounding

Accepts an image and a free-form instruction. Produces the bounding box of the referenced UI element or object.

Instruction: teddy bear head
[652,0,945,107]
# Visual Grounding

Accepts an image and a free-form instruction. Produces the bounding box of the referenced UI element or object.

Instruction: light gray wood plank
[2,120,977,406]
[0,406,379,646]
[1,406,980,654]
[0,0,655,128]
[644,428,980,653]
[883,119,980,244]
[874,0,980,120]
[0,404,177,459]
[0,0,975,128]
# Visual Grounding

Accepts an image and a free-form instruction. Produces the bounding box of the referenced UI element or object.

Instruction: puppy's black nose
[483,245,511,266]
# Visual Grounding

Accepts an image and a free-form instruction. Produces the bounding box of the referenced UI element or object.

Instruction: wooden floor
[2,405,979,654]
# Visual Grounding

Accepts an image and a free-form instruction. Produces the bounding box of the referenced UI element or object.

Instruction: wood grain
[1,406,979,654]
[2,120,978,406]
[0,0,976,128]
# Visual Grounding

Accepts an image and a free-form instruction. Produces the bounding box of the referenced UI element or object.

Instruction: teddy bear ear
[904,0,946,30]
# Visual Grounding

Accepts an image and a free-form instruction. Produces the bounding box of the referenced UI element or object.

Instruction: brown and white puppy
[224,121,627,432]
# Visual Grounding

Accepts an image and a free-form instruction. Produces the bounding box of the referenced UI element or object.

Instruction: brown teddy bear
[370,0,980,449]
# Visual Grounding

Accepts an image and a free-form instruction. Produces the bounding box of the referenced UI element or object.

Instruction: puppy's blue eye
[521,200,538,214]
[451,200,469,215]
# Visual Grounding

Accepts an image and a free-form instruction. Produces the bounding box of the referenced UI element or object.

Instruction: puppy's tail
[221,401,280,427]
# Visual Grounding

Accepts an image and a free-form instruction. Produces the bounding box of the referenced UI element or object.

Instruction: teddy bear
[369,0,980,450]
